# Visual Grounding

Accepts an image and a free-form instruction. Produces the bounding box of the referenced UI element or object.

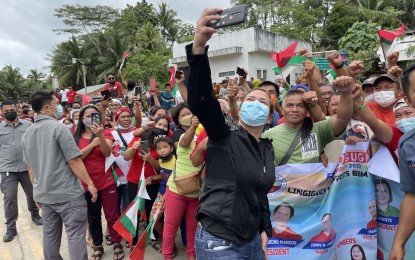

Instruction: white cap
[393,98,408,113]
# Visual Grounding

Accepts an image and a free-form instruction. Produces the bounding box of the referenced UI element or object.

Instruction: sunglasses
[108,77,115,80]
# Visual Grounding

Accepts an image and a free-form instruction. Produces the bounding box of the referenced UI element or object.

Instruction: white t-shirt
[60,89,69,102]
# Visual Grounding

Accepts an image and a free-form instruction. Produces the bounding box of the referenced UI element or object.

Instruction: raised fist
[303,60,316,79]
[347,60,364,77]
[333,76,354,93]
[327,51,343,68]
[388,65,403,78]
[227,81,238,100]
[303,91,318,106]
[387,51,399,66]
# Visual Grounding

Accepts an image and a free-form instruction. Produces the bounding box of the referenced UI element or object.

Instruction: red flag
[123,52,129,59]
[378,23,405,43]
[378,23,405,60]
[169,67,176,87]
[271,41,298,68]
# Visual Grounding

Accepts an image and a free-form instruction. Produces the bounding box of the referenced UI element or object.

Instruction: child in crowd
[148,137,176,255]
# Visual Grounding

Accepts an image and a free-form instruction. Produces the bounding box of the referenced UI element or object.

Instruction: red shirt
[309,230,336,242]
[368,102,395,126]
[104,82,123,98]
[367,218,377,229]
[272,227,303,241]
[78,133,114,191]
[67,90,77,103]
[126,136,160,185]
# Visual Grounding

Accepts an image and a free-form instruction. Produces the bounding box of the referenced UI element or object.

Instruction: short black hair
[106,72,115,78]
[401,63,415,98]
[259,81,280,97]
[29,90,54,113]
[171,102,190,129]
[165,83,171,88]
[1,99,16,109]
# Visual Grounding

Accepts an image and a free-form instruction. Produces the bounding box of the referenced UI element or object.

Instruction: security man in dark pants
[0,99,42,242]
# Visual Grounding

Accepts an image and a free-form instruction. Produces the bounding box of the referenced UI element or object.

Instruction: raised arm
[176,72,188,103]
[187,8,230,143]
[331,76,354,137]
[352,84,393,143]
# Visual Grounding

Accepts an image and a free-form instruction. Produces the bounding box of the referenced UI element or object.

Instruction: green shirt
[263,118,337,165]
[378,205,400,217]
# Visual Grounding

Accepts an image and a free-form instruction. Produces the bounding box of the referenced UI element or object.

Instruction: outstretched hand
[193,8,221,54]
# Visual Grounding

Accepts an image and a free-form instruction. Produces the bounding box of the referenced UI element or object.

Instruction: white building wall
[170,27,311,84]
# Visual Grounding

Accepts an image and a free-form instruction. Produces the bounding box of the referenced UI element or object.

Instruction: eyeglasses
[108,77,115,80]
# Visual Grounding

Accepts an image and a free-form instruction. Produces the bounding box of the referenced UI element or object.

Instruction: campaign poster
[369,146,415,259]
[267,142,377,259]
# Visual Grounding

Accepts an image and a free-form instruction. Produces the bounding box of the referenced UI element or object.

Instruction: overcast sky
[0,0,231,77]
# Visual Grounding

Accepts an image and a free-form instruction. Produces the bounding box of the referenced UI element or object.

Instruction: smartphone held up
[207,5,248,29]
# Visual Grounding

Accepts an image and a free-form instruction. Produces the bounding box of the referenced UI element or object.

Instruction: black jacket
[186,43,276,245]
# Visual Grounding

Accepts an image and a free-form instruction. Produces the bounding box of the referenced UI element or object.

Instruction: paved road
[0,186,187,260]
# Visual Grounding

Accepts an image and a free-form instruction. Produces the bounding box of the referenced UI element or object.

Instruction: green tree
[125,22,170,85]
[95,32,130,82]
[338,21,379,70]
[54,5,120,54]
[49,36,94,89]
[0,65,26,101]
[110,0,157,40]
[177,23,195,44]
[154,3,180,46]
[321,1,360,50]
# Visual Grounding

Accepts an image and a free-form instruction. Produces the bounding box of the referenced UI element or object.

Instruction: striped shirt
[167,134,202,197]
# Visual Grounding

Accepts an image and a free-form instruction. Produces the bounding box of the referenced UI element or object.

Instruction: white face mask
[279,87,284,93]
[236,101,242,108]
[365,93,374,103]
[374,91,397,108]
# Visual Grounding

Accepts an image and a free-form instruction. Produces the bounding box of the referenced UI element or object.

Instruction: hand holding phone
[101,89,110,100]
[175,71,183,80]
[91,112,101,126]
[236,67,247,78]
[140,140,149,155]
[135,86,142,96]
[207,5,248,29]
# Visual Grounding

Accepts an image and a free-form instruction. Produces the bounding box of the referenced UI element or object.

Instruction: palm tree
[347,0,403,27]
[136,22,165,51]
[0,65,26,101]
[48,36,91,88]
[154,3,180,45]
[27,69,46,83]
[95,32,130,82]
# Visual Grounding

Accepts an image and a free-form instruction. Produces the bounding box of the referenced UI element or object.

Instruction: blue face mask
[240,100,269,126]
[396,117,415,133]
[54,104,64,119]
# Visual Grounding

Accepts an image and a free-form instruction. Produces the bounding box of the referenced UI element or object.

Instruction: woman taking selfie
[184,8,276,260]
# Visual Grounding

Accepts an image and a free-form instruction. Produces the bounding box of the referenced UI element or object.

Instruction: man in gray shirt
[390,63,415,259]
[0,99,42,242]
[21,91,98,260]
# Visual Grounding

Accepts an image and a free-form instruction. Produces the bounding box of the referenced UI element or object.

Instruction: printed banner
[267,142,415,259]
[267,142,376,259]
[368,146,415,259]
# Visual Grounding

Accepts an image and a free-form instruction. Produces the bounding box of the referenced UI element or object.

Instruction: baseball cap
[373,74,399,86]
[291,84,310,92]
[362,77,375,88]
[393,98,409,113]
